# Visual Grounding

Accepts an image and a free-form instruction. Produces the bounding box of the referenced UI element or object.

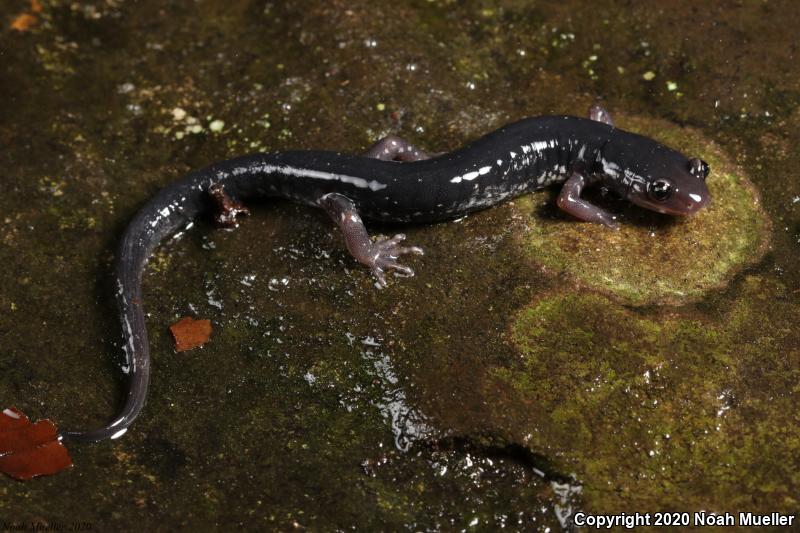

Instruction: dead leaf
[0,407,72,480]
[169,317,212,352]
[10,0,42,32]
[10,13,37,32]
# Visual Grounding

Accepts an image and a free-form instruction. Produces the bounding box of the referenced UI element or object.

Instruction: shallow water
[1,0,798,530]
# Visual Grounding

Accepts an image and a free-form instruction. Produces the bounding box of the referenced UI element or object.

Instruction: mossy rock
[490,285,800,511]
[514,115,770,305]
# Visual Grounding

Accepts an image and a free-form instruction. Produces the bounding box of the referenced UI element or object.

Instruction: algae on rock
[491,278,800,511]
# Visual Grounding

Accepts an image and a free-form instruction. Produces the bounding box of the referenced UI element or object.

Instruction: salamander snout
[628,157,711,216]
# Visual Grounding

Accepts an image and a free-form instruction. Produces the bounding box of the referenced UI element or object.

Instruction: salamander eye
[649,179,674,202]
[689,158,710,180]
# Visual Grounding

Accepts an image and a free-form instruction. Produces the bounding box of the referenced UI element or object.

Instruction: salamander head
[601,145,710,215]
[598,129,711,217]
[625,156,710,216]
[595,129,711,215]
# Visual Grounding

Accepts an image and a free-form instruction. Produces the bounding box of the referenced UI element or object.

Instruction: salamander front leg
[588,104,614,126]
[364,135,432,162]
[319,192,424,287]
[556,171,620,229]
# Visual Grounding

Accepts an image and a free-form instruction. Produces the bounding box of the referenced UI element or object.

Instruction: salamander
[59,105,710,443]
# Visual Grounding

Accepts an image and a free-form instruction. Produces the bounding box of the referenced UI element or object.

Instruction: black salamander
[60,105,710,443]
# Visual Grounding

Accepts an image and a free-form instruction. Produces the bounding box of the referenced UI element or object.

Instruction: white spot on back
[530,141,550,152]
[601,158,621,176]
[264,164,388,191]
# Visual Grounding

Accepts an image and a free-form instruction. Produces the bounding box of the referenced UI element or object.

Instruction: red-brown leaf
[0,407,30,430]
[10,13,37,32]
[0,407,72,480]
[169,316,212,352]
[10,1,43,32]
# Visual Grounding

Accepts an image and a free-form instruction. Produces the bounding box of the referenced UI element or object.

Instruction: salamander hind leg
[319,192,424,287]
[209,183,250,227]
[364,135,432,162]
[556,170,620,229]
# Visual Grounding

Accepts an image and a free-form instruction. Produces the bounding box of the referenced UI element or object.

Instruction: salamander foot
[209,183,250,227]
[368,233,424,288]
[588,104,614,126]
[319,192,424,287]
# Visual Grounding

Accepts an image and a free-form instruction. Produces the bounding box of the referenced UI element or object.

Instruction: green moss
[494,285,800,511]
[515,115,771,305]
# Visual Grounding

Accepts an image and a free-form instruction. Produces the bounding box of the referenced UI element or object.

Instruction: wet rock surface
[495,281,799,511]
[1,0,798,530]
